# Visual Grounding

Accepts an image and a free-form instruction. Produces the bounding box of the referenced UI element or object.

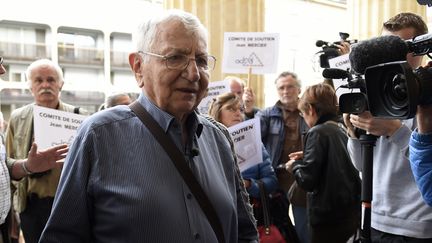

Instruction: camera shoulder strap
[129,101,225,243]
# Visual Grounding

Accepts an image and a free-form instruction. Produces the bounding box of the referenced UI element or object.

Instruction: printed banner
[222,32,279,74]
[33,105,87,150]
[227,118,263,172]
[197,80,230,115]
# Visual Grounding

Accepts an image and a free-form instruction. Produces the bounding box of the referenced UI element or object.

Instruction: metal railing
[58,44,104,65]
[110,50,130,68]
[0,41,51,60]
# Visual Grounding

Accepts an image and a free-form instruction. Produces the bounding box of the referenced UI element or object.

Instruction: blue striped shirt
[40,94,247,243]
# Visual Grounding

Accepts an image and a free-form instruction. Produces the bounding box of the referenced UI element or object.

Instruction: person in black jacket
[286,83,361,243]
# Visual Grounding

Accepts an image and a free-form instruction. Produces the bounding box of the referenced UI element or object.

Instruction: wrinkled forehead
[30,64,60,80]
[276,75,299,87]
[154,19,208,50]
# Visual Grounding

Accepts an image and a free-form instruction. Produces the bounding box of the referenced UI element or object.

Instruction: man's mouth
[178,88,197,94]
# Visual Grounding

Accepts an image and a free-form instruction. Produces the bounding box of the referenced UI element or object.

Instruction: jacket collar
[315,113,338,126]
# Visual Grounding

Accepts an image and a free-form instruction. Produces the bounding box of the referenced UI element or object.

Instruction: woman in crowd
[208,92,277,200]
[286,83,361,243]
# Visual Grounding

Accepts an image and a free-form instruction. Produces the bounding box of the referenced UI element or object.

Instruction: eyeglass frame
[138,51,216,71]
[0,56,3,65]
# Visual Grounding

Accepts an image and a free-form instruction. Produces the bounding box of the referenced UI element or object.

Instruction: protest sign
[33,105,87,150]
[227,118,262,172]
[222,32,279,74]
[197,80,230,114]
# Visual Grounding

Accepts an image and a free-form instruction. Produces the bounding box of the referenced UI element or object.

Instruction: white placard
[197,80,230,115]
[227,118,263,172]
[33,106,87,150]
[222,32,279,74]
[328,54,359,98]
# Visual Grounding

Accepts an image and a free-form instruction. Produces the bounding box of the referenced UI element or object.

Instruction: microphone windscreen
[316,40,328,47]
[349,35,408,74]
[322,68,349,79]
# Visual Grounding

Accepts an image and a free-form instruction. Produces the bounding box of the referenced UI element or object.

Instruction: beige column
[164,0,266,108]
[348,0,427,40]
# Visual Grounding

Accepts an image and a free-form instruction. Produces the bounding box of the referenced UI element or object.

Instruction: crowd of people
[0,8,431,243]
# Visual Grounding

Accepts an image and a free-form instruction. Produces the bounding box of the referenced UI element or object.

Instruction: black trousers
[20,194,54,243]
[310,220,357,243]
[371,228,432,243]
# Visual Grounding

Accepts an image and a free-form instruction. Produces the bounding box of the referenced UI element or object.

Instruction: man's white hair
[132,9,208,62]
[25,59,64,86]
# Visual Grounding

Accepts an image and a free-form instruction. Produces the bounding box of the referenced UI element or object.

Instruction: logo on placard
[235,52,264,67]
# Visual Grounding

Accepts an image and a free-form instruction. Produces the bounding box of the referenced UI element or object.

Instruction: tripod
[358,133,378,243]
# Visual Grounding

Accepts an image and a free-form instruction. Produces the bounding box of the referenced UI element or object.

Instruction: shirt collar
[137,93,203,137]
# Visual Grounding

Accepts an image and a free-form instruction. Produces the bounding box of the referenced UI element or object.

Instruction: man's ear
[129,53,144,87]
[59,80,64,91]
[129,53,142,77]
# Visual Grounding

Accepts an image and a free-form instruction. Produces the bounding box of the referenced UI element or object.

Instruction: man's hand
[242,87,255,114]
[347,111,402,137]
[25,143,69,173]
[343,113,358,138]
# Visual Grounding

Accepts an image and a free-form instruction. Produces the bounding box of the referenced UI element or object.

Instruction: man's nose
[183,59,200,82]
[40,80,52,87]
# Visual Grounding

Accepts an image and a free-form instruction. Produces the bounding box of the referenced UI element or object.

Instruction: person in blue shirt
[410,104,432,206]
[39,9,258,243]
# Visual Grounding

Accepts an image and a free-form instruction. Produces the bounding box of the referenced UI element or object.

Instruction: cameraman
[344,13,432,242]
[409,102,432,207]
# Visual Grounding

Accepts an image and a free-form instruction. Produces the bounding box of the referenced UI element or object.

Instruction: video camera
[315,32,357,68]
[322,68,368,114]
[418,0,432,6]
[323,33,432,119]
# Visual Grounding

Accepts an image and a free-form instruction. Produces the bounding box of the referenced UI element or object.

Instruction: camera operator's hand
[347,111,402,137]
[417,105,432,134]
[343,113,358,138]
[335,41,351,55]
[242,87,255,114]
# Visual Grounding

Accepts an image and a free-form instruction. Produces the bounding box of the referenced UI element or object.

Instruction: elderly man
[98,92,132,111]
[5,59,86,243]
[40,9,258,243]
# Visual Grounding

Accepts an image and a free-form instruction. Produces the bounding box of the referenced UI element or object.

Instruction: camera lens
[382,73,408,113]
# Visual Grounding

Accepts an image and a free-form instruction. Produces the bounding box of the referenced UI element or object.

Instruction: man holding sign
[225,76,259,119]
[5,59,86,243]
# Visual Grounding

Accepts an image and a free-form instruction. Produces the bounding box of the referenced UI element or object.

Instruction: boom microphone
[349,35,409,74]
[322,68,349,79]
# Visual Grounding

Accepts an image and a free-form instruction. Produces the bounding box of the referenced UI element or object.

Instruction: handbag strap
[258,180,271,233]
[129,101,225,243]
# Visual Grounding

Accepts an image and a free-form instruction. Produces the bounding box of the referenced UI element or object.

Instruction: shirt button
[187,193,192,199]
[194,233,200,239]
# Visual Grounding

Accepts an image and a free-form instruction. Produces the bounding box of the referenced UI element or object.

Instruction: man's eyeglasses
[138,51,216,71]
[0,56,3,65]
